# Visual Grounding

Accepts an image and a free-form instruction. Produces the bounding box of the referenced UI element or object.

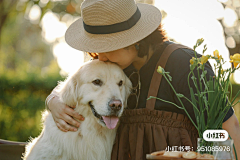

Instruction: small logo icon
[203,130,228,141]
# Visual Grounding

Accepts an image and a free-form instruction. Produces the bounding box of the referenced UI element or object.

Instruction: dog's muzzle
[108,99,122,113]
[89,101,105,123]
[88,100,122,129]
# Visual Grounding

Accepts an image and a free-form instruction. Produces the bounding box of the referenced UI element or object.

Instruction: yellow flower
[200,55,209,64]
[190,57,195,65]
[213,50,222,60]
[230,53,240,68]
[157,66,164,74]
[213,50,219,58]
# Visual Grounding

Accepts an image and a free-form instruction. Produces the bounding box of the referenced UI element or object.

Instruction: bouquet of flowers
[148,38,240,157]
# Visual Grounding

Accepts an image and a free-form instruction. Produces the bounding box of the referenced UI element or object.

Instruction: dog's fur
[23,60,132,160]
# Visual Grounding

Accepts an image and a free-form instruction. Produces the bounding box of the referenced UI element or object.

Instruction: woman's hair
[87,24,168,59]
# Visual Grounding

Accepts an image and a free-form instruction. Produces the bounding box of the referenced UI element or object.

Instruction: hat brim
[65,3,162,53]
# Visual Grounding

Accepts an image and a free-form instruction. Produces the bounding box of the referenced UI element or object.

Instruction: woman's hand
[48,96,84,132]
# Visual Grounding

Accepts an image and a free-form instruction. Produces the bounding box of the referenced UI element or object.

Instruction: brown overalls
[111,44,199,160]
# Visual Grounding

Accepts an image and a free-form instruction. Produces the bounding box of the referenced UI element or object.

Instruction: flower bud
[157,66,164,74]
[213,50,219,58]
[197,38,204,46]
[230,53,240,68]
[190,57,195,65]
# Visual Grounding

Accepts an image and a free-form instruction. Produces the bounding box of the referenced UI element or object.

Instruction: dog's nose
[108,100,122,111]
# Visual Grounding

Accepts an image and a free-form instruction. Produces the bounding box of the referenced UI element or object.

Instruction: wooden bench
[0,139,26,160]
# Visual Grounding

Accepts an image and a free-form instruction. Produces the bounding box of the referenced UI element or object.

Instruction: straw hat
[65,0,162,53]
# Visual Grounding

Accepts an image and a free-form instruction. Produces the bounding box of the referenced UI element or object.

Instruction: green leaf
[191,76,196,81]
[190,87,199,127]
[167,74,172,81]
[190,64,196,71]
[176,93,184,98]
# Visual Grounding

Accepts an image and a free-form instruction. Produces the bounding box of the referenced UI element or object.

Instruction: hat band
[83,7,141,34]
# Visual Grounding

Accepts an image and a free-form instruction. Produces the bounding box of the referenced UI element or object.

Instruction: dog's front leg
[24,112,64,160]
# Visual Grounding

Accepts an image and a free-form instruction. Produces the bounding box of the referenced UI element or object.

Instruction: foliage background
[0,0,68,141]
[0,0,240,142]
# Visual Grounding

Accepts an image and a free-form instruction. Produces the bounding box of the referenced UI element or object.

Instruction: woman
[46,0,240,159]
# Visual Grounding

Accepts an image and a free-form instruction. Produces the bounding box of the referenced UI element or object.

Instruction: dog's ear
[57,69,82,107]
[124,76,132,108]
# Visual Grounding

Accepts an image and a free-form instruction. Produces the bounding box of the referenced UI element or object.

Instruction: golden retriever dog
[23,60,132,160]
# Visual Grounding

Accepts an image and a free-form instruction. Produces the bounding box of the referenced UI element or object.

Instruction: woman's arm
[222,113,240,158]
[46,87,84,132]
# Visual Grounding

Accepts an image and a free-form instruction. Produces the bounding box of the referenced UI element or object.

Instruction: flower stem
[162,73,198,129]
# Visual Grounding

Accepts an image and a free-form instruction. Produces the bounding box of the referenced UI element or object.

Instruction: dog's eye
[92,79,102,86]
[118,80,123,86]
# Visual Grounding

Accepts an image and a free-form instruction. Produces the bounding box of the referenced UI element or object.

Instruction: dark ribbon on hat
[83,7,141,34]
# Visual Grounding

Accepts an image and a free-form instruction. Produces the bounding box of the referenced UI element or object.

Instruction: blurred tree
[0,0,87,142]
[219,0,240,57]
[0,0,65,141]
[0,0,84,47]
[0,0,18,48]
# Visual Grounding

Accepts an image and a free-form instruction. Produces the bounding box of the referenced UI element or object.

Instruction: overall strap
[146,43,193,110]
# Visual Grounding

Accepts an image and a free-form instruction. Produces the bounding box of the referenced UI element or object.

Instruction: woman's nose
[98,53,108,61]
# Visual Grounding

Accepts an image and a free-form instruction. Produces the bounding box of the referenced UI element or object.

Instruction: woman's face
[98,45,138,69]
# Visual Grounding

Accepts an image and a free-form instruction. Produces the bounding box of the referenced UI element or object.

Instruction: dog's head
[58,60,132,129]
